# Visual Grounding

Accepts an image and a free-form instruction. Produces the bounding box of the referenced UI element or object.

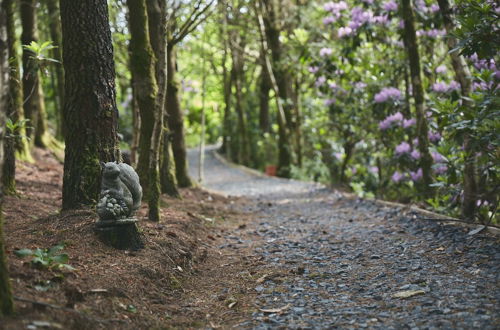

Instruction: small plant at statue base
[14,243,75,271]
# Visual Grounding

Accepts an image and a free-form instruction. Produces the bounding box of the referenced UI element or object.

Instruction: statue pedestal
[94,218,143,250]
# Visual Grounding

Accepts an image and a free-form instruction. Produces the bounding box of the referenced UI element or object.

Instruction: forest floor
[1,147,499,329]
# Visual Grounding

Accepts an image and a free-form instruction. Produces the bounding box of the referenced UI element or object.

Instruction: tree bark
[147,0,179,198]
[166,42,192,188]
[259,57,271,133]
[0,4,14,315]
[60,0,119,209]
[256,0,293,178]
[437,0,477,221]
[2,0,29,195]
[46,0,65,140]
[20,0,50,148]
[401,0,434,198]
[229,32,250,166]
[126,0,158,193]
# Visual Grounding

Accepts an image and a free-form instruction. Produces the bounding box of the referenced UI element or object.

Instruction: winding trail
[188,146,500,329]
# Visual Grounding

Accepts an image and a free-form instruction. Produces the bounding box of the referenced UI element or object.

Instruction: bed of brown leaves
[1,149,258,329]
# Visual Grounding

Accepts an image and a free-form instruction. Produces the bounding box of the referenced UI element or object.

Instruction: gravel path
[188,146,500,329]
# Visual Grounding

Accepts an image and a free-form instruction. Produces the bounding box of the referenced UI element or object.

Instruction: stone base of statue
[94,218,143,250]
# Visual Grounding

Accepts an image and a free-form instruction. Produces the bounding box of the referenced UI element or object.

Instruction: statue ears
[100,161,106,169]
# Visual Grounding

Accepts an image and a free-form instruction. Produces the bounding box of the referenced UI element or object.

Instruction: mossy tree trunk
[60,0,119,210]
[166,41,192,188]
[256,0,293,178]
[2,0,30,195]
[0,5,14,315]
[147,0,180,198]
[259,56,271,133]
[229,30,250,166]
[401,0,434,198]
[437,0,477,221]
[45,0,65,140]
[20,0,51,148]
[127,0,157,193]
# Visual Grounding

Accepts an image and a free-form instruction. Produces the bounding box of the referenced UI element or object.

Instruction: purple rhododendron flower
[355,82,367,89]
[432,82,448,93]
[315,76,326,87]
[324,1,348,14]
[319,47,333,57]
[373,15,389,25]
[410,168,423,182]
[338,26,353,37]
[413,138,419,146]
[448,80,460,91]
[334,152,343,160]
[403,118,416,128]
[431,151,446,163]
[329,82,338,90]
[308,66,319,74]
[430,4,440,12]
[379,119,391,130]
[395,142,411,155]
[369,166,379,174]
[435,65,447,74]
[383,0,398,12]
[323,16,337,25]
[411,149,421,160]
[374,87,401,103]
[428,131,442,143]
[392,171,404,183]
[324,98,336,106]
[434,164,447,175]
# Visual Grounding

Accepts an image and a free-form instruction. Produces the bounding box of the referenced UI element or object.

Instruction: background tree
[0,2,14,315]
[60,0,119,209]
[146,0,180,198]
[165,0,214,187]
[126,0,158,193]
[2,0,32,195]
[20,0,51,148]
[401,0,434,198]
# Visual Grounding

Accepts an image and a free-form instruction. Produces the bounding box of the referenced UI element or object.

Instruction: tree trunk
[60,0,119,209]
[437,0,477,221]
[126,0,158,193]
[45,0,65,140]
[147,0,179,198]
[401,0,434,198]
[259,59,271,133]
[0,4,14,315]
[166,42,192,188]
[2,0,29,195]
[229,34,250,166]
[259,0,293,177]
[20,0,50,148]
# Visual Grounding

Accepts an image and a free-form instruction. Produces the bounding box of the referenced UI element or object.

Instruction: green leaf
[14,248,33,258]
[48,244,65,255]
[51,254,69,264]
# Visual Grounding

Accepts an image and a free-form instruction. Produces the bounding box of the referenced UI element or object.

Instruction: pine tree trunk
[46,0,65,140]
[401,0,434,198]
[0,5,14,315]
[166,43,192,188]
[437,0,477,221]
[60,0,119,209]
[147,0,179,198]
[2,0,28,195]
[127,0,158,193]
[259,0,293,178]
[230,37,250,166]
[259,59,271,133]
[20,0,50,148]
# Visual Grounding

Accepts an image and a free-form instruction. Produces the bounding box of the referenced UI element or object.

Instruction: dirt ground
[1,149,261,329]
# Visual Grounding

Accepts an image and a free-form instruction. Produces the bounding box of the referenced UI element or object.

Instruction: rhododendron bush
[291,0,498,222]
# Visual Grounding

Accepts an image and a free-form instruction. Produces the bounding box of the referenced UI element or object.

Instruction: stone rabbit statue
[97,162,142,221]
